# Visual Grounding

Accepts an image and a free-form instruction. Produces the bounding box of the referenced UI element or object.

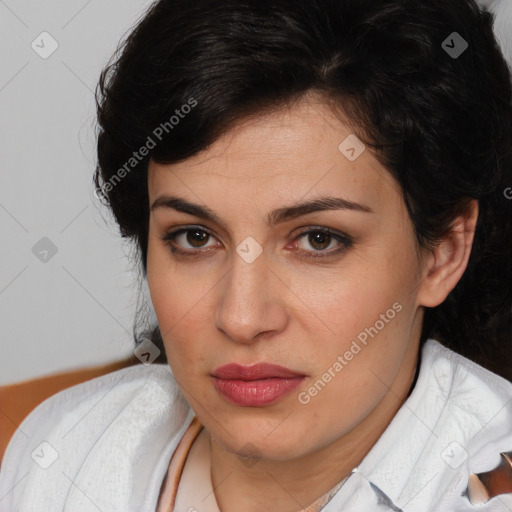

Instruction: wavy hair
[93,0,512,379]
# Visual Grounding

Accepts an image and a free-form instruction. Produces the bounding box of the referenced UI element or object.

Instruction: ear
[417,199,479,308]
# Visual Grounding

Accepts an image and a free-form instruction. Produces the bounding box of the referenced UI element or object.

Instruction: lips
[211,363,307,406]
[211,363,305,380]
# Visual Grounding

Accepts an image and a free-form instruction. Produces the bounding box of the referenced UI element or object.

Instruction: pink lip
[211,363,306,406]
[212,363,305,380]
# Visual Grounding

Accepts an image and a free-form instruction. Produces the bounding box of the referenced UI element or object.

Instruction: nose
[214,249,289,345]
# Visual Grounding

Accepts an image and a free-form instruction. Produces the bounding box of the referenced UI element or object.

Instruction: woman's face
[146,95,426,462]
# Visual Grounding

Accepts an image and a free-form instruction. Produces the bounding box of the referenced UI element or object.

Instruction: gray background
[0,0,155,385]
[1,0,511,385]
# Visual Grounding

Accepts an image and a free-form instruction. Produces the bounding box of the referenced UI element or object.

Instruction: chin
[212,424,309,462]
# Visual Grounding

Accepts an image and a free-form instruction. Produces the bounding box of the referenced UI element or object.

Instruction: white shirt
[0,339,511,511]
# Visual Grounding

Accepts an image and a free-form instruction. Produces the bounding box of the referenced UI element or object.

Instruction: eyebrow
[150,195,374,227]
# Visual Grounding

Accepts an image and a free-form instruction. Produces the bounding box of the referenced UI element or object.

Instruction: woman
[1,0,511,510]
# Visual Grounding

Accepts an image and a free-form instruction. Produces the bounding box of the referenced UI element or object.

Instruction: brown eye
[186,229,210,248]
[293,228,352,256]
[306,231,332,251]
[159,226,219,254]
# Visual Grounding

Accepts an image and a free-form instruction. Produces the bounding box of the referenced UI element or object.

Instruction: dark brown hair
[93,0,512,378]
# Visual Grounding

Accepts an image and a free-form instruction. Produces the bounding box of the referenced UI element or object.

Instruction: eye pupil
[309,232,330,250]
[187,229,208,247]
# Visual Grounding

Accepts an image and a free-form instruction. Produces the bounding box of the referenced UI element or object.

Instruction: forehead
[147,97,401,216]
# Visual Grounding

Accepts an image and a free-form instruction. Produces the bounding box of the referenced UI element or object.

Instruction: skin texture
[146,94,478,512]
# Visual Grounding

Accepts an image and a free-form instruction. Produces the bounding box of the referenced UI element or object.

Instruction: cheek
[301,302,414,439]
[147,233,200,328]
[309,257,415,343]
[303,240,419,386]
[147,240,192,357]
[147,257,218,382]
[148,278,200,361]
[341,229,419,313]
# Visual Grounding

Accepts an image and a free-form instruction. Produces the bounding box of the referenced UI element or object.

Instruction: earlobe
[417,199,479,308]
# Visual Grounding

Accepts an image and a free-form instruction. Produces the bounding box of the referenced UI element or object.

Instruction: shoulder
[0,363,194,511]
[354,339,512,510]
[423,338,512,405]
[415,341,512,508]
[2,362,189,445]
[417,338,512,445]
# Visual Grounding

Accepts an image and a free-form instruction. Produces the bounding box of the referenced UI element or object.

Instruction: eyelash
[158,225,353,260]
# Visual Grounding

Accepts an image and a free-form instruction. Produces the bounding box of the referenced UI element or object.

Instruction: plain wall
[0,0,155,385]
